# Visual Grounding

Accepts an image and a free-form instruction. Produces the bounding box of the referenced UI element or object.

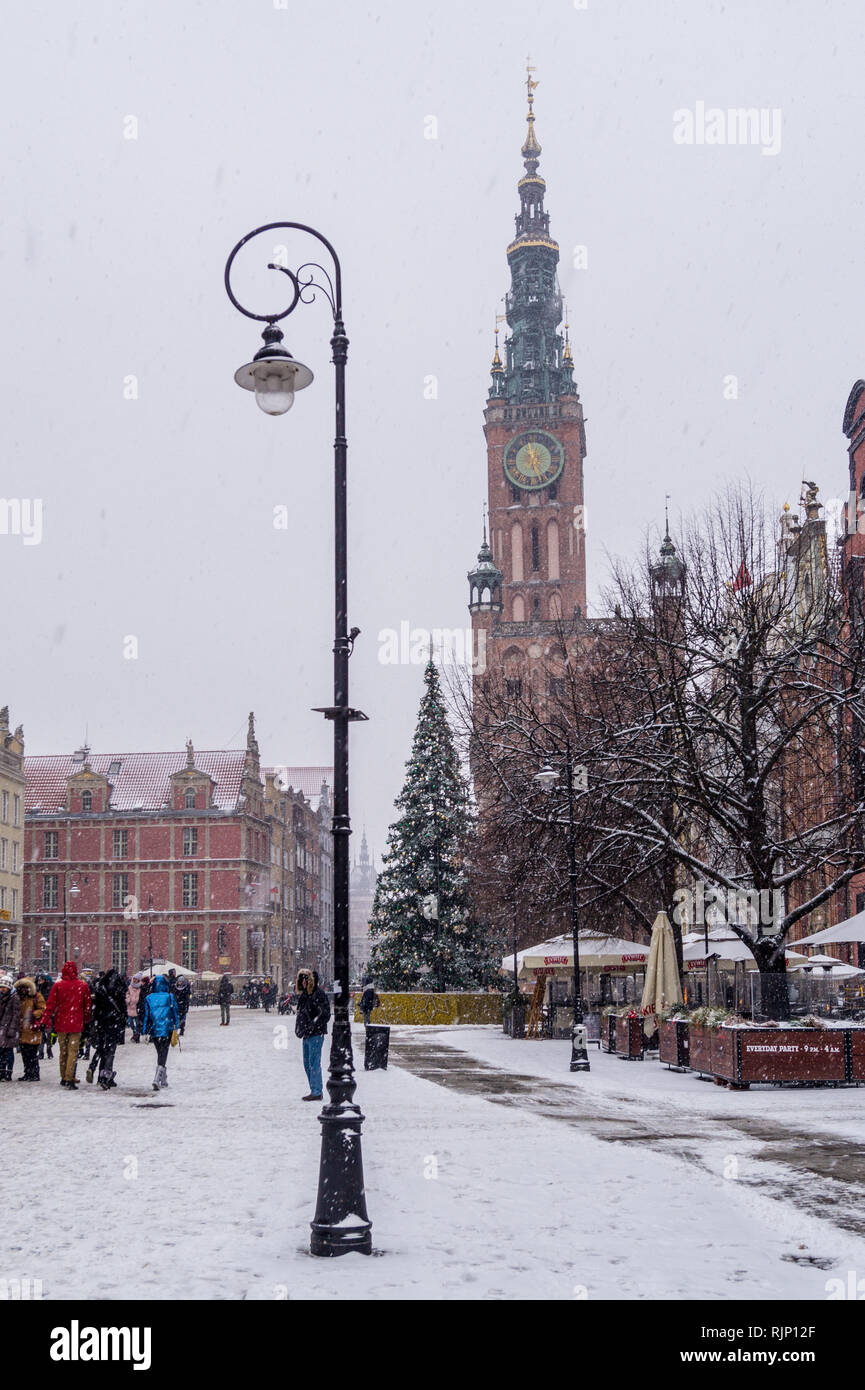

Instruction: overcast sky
[3,0,864,858]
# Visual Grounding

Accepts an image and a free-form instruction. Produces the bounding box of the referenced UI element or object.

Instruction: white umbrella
[639,912,682,1036]
[502,932,650,978]
[790,953,863,978]
[145,957,197,978]
[793,913,865,947]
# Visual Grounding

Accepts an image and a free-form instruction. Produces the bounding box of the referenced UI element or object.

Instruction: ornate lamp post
[224,222,372,1257]
[533,742,590,1073]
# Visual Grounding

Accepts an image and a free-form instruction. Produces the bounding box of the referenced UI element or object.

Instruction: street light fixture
[533,744,590,1073]
[225,221,372,1258]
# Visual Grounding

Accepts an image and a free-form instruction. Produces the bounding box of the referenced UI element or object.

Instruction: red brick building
[22,716,272,979]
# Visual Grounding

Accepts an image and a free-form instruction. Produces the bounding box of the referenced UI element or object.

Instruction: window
[111,929,128,974]
[181,928,199,971]
[42,929,58,973]
[112,873,129,909]
[0,839,6,870]
[185,788,196,809]
[0,887,6,910]
[182,873,198,908]
[113,829,128,858]
[12,795,20,827]
[217,926,227,955]
[549,676,565,698]
[531,526,540,572]
[506,678,522,699]
[44,831,58,859]
[81,790,92,812]
[11,843,18,872]
[43,874,59,909]
[11,889,18,919]
[1,791,7,822]
[182,827,198,857]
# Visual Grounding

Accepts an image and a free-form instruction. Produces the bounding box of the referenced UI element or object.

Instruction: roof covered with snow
[265,766,333,810]
[25,751,250,814]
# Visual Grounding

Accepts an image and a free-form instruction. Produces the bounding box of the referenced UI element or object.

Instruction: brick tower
[469,68,588,690]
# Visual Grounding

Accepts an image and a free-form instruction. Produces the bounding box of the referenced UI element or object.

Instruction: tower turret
[468,511,504,614]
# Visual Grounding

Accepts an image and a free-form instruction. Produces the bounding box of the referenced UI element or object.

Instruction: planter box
[689,1023,713,1074]
[849,1029,865,1081]
[615,1014,644,1060]
[601,1014,617,1053]
[659,1018,690,1069]
[736,1028,846,1084]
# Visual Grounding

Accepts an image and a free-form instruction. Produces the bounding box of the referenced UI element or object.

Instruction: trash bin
[364,1024,390,1071]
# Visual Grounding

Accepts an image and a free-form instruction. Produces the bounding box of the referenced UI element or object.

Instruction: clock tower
[469,69,587,689]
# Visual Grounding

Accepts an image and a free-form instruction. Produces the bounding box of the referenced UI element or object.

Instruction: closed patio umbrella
[639,912,683,1036]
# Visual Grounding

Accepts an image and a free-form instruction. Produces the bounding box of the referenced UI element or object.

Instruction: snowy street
[3,1009,864,1301]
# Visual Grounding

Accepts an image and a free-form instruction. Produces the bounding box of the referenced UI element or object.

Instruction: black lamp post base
[309,1101,373,1257]
[570,1047,591,1073]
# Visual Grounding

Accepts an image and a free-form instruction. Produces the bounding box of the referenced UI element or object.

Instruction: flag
[731,561,752,591]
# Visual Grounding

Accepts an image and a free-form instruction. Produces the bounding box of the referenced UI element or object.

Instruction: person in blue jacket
[141,975,180,1091]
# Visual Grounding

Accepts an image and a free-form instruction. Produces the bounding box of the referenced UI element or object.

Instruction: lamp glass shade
[533,764,559,788]
[253,364,296,416]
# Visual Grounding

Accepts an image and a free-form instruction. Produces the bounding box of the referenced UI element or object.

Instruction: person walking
[88,967,127,1090]
[359,977,380,1027]
[14,977,46,1082]
[294,968,330,1101]
[140,975,180,1091]
[174,973,191,1035]
[217,973,233,1026]
[41,960,92,1089]
[0,973,21,1081]
[126,973,143,1042]
[35,974,54,1058]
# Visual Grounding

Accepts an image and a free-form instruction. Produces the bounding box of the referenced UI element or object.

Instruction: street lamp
[533,744,590,1073]
[225,221,372,1258]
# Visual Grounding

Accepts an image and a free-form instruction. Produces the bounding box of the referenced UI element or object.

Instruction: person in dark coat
[35,974,54,1057]
[174,974,191,1035]
[0,973,21,1080]
[359,977,380,1027]
[294,968,330,1101]
[41,960,92,1089]
[217,973,233,1025]
[141,975,180,1091]
[88,968,127,1090]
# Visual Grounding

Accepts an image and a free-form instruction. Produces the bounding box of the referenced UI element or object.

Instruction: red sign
[622,955,647,963]
[543,956,569,965]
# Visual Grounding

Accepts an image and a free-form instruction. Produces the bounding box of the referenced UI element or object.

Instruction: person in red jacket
[41,960,93,1090]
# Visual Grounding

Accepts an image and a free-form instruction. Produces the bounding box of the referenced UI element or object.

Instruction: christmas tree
[368,660,501,992]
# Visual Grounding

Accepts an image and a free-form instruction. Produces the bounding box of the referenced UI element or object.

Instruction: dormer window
[81,790,92,812]
[185,788,196,809]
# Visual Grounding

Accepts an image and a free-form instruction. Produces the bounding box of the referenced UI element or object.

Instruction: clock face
[503,430,564,492]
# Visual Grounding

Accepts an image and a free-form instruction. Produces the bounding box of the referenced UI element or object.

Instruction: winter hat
[0,973,14,989]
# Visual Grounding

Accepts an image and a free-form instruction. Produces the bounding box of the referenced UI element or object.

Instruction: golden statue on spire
[526,56,539,111]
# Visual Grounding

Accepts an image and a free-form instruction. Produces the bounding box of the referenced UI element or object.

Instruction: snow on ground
[1,1009,861,1300]
[435,1025,865,1144]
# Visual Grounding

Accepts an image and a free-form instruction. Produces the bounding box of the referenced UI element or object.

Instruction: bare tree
[456,485,865,1019]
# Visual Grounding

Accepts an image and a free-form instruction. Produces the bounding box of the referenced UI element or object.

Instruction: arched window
[531,526,540,573]
[547,520,560,581]
[185,788,196,809]
[512,594,525,622]
[81,790,92,812]
[549,591,563,619]
[511,522,524,582]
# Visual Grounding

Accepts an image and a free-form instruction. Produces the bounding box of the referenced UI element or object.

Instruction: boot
[86,1067,94,1084]
[152,1067,160,1092]
[158,1066,169,1089]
